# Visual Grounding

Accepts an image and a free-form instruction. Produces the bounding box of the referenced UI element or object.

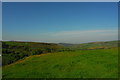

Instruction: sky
[0,1,2,40]
[2,0,119,2]
[2,2,118,43]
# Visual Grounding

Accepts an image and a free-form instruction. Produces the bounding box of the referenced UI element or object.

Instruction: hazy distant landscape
[2,40,119,78]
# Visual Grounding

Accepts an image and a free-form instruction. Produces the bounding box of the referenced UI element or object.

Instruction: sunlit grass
[2,47,118,78]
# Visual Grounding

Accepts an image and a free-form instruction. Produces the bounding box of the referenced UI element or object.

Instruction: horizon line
[0,39,119,44]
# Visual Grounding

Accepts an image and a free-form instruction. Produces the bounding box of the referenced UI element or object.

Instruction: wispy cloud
[52,30,117,36]
[3,29,118,44]
[39,29,118,43]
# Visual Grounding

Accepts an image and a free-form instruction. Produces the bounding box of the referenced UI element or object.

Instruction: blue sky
[2,0,119,2]
[3,2,118,43]
[0,1,2,40]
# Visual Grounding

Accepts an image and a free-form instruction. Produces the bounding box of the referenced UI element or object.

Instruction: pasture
[2,47,118,78]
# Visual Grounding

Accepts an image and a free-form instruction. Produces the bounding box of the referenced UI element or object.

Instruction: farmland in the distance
[1,40,119,78]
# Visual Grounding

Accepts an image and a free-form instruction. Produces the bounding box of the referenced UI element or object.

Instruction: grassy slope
[2,47,118,78]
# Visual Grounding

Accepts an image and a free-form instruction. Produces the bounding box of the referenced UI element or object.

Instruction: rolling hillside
[2,40,119,78]
[66,40,119,50]
[2,47,118,78]
[2,40,119,66]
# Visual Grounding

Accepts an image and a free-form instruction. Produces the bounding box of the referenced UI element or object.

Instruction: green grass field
[2,47,118,78]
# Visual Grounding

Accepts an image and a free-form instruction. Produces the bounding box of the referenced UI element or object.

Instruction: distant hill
[70,40,119,50]
[58,43,76,47]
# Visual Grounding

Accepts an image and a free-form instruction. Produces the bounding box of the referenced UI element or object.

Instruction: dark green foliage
[2,41,63,66]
